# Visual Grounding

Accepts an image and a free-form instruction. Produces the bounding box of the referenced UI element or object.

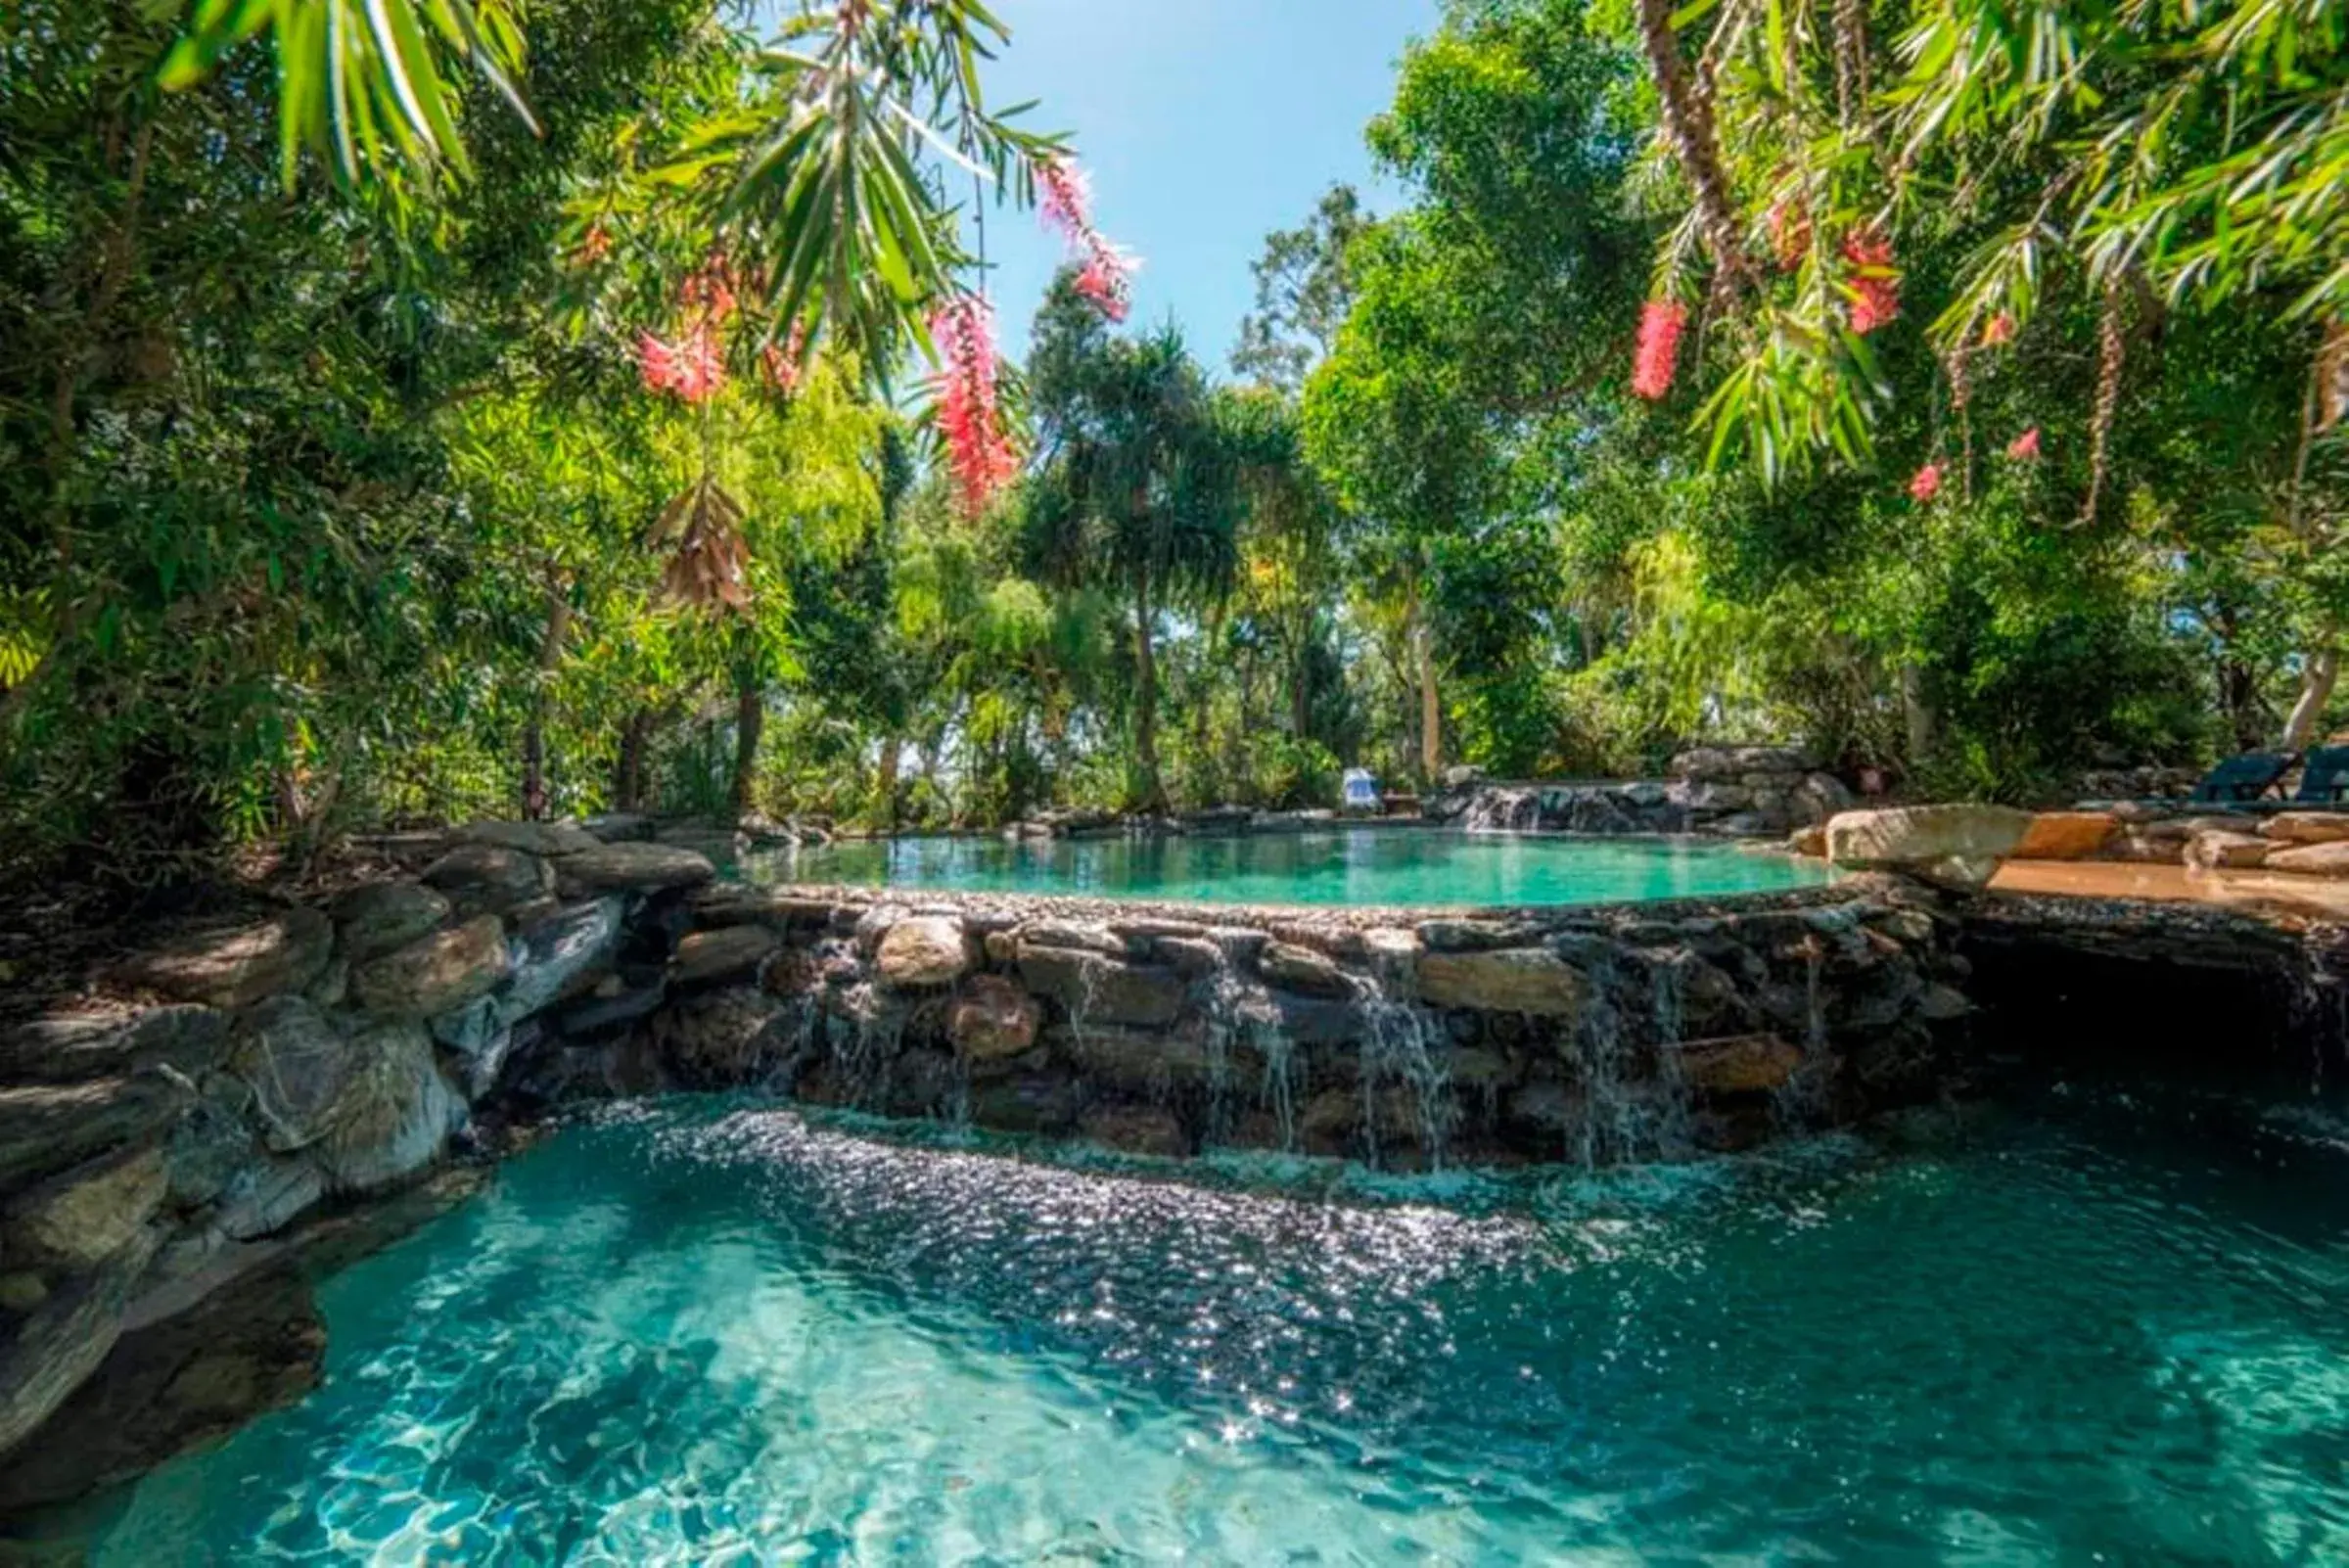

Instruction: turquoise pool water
[91,1098,2349,1563]
[748,828,1834,906]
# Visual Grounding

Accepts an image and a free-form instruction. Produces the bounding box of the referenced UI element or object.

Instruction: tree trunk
[1133,565,1164,810]
[877,734,902,831]
[2283,646,2339,751]
[521,576,572,820]
[615,709,653,812]
[730,678,765,819]
[1899,663,1937,766]
[1409,584,1440,786]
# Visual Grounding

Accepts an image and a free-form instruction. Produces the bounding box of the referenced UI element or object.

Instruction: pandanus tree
[1019,293,1244,812]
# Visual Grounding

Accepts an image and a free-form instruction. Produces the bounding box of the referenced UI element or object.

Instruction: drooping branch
[1635,0,1751,292]
[2078,277,2127,526]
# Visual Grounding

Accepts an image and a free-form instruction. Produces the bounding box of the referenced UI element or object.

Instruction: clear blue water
[748,828,1834,906]
[92,1098,2349,1564]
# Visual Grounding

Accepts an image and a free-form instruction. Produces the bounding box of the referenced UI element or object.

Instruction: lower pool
[89,1098,2349,1563]
[748,827,1833,906]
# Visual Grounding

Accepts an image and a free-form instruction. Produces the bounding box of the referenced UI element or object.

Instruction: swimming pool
[749,828,1833,907]
[85,1098,2349,1562]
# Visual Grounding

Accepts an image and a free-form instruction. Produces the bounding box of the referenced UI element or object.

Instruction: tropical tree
[1019,284,1244,810]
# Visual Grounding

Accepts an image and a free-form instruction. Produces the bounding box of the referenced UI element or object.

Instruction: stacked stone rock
[1439,746,1853,837]
[0,822,716,1463]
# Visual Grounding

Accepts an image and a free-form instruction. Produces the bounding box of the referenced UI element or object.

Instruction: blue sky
[966,0,1439,373]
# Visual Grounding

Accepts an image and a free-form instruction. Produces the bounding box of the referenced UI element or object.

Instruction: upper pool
[746,827,1833,907]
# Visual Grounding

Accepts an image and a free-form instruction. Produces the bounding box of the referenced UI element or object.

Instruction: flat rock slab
[0,1077,192,1193]
[3,1143,167,1271]
[455,820,603,857]
[0,1003,224,1085]
[113,909,332,1011]
[329,881,451,963]
[2263,840,2349,878]
[2012,811,2118,861]
[2263,811,2349,846]
[671,924,779,988]
[421,844,555,919]
[555,843,715,897]
[1827,805,2034,870]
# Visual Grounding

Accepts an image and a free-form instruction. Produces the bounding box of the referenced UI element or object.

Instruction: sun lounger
[2188,750,2298,805]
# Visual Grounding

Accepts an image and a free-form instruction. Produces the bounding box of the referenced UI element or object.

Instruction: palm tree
[1021,316,1243,812]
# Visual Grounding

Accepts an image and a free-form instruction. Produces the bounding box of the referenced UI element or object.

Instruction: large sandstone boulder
[2,1144,167,1271]
[948,976,1040,1063]
[556,842,715,898]
[500,899,622,1022]
[1825,805,2034,871]
[225,996,356,1154]
[421,843,554,918]
[328,882,451,963]
[876,917,972,989]
[1417,948,1587,1018]
[2265,841,2349,878]
[348,915,511,1019]
[2011,811,2118,861]
[0,1002,224,1085]
[313,1020,464,1194]
[115,909,333,1011]
[1017,945,1185,1028]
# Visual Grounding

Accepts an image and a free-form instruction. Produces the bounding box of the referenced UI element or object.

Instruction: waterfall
[1644,951,1696,1159]
[1462,787,1540,834]
[1194,964,1290,1150]
[1354,986,1456,1169]
[825,979,903,1109]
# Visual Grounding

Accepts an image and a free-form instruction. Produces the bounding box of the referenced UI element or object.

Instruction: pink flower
[1073,238,1135,323]
[678,257,738,327]
[1982,312,2016,347]
[931,295,1020,516]
[1908,462,1943,502]
[1632,299,1687,400]
[1037,155,1093,244]
[760,322,808,397]
[2005,426,2041,460]
[1768,198,1811,272]
[1842,229,1901,335]
[637,324,725,403]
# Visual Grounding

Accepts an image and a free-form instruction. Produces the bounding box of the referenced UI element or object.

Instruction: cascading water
[1462,787,1541,834]
[1351,941,1457,1169]
[1194,964,1296,1151]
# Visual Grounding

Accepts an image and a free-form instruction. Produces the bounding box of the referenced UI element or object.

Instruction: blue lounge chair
[2189,751,2298,805]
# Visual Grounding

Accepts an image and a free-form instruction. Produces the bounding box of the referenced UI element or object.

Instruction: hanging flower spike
[2005,427,2041,460]
[679,256,738,327]
[1037,155,1093,245]
[1982,311,2016,347]
[760,322,809,397]
[1841,229,1900,335]
[1908,461,1944,502]
[1074,237,1136,323]
[931,294,1019,517]
[637,323,725,404]
[571,221,613,270]
[1767,197,1811,273]
[1632,299,1687,400]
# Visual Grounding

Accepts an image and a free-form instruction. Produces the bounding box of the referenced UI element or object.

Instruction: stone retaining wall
[1439,747,1855,839]
[0,836,1975,1493]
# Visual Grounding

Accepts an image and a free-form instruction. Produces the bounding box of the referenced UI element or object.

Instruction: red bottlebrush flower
[679,257,738,326]
[1908,461,1944,502]
[1982,311,2017,347]
[1841,229,1901,335]
[930,295,1020,516]
[637,323,725,404]
[2005,426,2042,460]
[1632,299,1687,400]
[1073,236,1136,323]
[1037,155,1093,245]
[1768,198,1812,272]
[760,322,809,397]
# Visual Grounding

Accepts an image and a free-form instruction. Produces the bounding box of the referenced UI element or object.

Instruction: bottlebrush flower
[637,324,725,404]
[1074,238,1135,323]
[571,221,612,269]
[2005,426,2042,460]
[931,295,1019,516]
[678,257,738,326]
[1632,299,1687,400]
[1982,312,2017,347]
[1908,461,1944,502]
[1037,155,1093,244]
[1842,229,1900,335]
[760,322,809,397]
[1768,198,1811,272]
